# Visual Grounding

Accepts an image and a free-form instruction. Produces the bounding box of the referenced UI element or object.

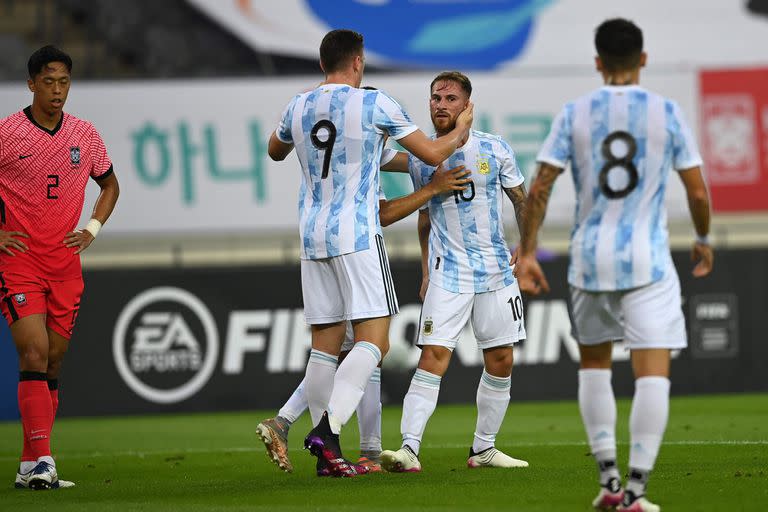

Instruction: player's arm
[503,183,528,268]
[64,172,120,255]
[417,210,431,301]
[379,165,470,226]
[520,163,561,256]
[0,135,27,255]
[678,166,713,277]
[517,163,563,294]
[397,103,474,166]
[268,132,294,161]
[503,183,528,242]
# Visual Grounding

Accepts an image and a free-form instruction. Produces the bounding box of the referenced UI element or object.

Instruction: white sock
[579,369,620,484]
[357,367,382,453]
[327,342,381,434]
[304,349,338,426]
[401,368,441,456]
[19,461,36,473]
[473,370,511,453]
[629,376,670,472]
[37,455,55,466]
[278,377,308,424]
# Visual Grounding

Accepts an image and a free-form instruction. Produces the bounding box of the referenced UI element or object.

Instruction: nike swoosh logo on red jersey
[19,154,32,159]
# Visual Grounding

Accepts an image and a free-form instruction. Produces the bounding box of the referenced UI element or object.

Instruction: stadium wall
[0,247,755,419]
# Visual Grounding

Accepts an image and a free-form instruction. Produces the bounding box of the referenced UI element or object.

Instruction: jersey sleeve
[380,148,398,166]
[378,182,387,202]
[498,138,525,189]
[408,155,432,211]
[275,95,299,144]
[536,103,573,169]
[669,101,703,171]
[89,126,114,180]
[374,92,419,141]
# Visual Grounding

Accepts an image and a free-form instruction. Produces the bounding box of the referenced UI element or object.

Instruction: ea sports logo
[113,287,219,404]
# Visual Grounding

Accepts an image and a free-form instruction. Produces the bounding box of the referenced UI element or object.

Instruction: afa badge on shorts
[70,146,81,166]
[423,318,434,336]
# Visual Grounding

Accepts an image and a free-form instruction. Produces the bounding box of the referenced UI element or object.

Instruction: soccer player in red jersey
[0,46,120,490]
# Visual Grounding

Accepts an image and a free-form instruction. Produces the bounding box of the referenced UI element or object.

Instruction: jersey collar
[23,106,64,136]
[601,84,644,92]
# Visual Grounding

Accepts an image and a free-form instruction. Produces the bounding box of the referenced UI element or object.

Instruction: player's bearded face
[29,61,71,115]
[429,80,469,134]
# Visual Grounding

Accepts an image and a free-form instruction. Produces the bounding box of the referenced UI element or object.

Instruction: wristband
[695,234,710,246]
[85,219,102,238]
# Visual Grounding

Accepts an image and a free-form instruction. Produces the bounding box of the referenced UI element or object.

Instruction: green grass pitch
[1,394,766,511]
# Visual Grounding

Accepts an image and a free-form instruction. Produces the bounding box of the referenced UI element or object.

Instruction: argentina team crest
[70,146,81,166]
[423,318,434,336]
[477,157,491,175]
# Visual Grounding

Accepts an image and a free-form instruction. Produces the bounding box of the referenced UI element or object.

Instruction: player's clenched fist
[63,230,95,255]
[0,231,29,256]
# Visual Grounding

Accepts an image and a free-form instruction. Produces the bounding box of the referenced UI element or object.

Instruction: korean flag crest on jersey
[13,293,26,306]
[70,146,81,166]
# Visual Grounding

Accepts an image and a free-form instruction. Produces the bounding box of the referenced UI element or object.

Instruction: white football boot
[380,445,421,473]
[467,447,529,468]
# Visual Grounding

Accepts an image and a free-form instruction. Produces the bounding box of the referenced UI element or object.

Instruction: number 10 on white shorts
[418,282,527,351]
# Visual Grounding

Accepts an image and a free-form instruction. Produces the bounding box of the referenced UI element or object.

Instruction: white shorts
[417,282,526,351]
[340,321,355,352]
[301,234,398,325]
[569,268,687,350]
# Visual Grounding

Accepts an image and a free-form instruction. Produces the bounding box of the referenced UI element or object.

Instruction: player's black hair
[28,45,72,78]
[594,18,643,72]
[361,86,377,90]
[430,71,472,97]
[320,29,364,74]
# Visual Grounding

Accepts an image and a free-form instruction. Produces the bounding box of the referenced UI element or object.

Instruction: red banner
[699,67,768,212]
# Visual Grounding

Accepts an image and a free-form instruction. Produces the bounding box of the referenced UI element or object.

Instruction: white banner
[0,70,698,234]
[187,0,768,72]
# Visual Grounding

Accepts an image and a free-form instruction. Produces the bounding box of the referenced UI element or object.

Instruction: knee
[47,358,63,378]
[418,346,451,374]
[579,343,613,369]
[484,349,514,376]
[18,347,48,372]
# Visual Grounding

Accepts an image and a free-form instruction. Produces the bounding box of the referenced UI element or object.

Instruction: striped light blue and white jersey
[409,130,525,294]
[276,84,418,260]
[537,85,702,291]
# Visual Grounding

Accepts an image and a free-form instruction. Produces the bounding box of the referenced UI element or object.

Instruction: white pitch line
[0,440,765,462]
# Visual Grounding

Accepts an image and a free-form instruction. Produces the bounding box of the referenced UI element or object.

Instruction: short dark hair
[430,71,472,97]
[320,29,364,74]
[594,18,643,72]
[28,45,72,78]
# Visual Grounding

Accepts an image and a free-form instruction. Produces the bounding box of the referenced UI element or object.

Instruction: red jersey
[0,107,113,279]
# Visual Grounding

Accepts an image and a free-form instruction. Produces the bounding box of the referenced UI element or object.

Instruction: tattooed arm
[503,183,528,243]
[516,162,563,295]
[520,163,562,256]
